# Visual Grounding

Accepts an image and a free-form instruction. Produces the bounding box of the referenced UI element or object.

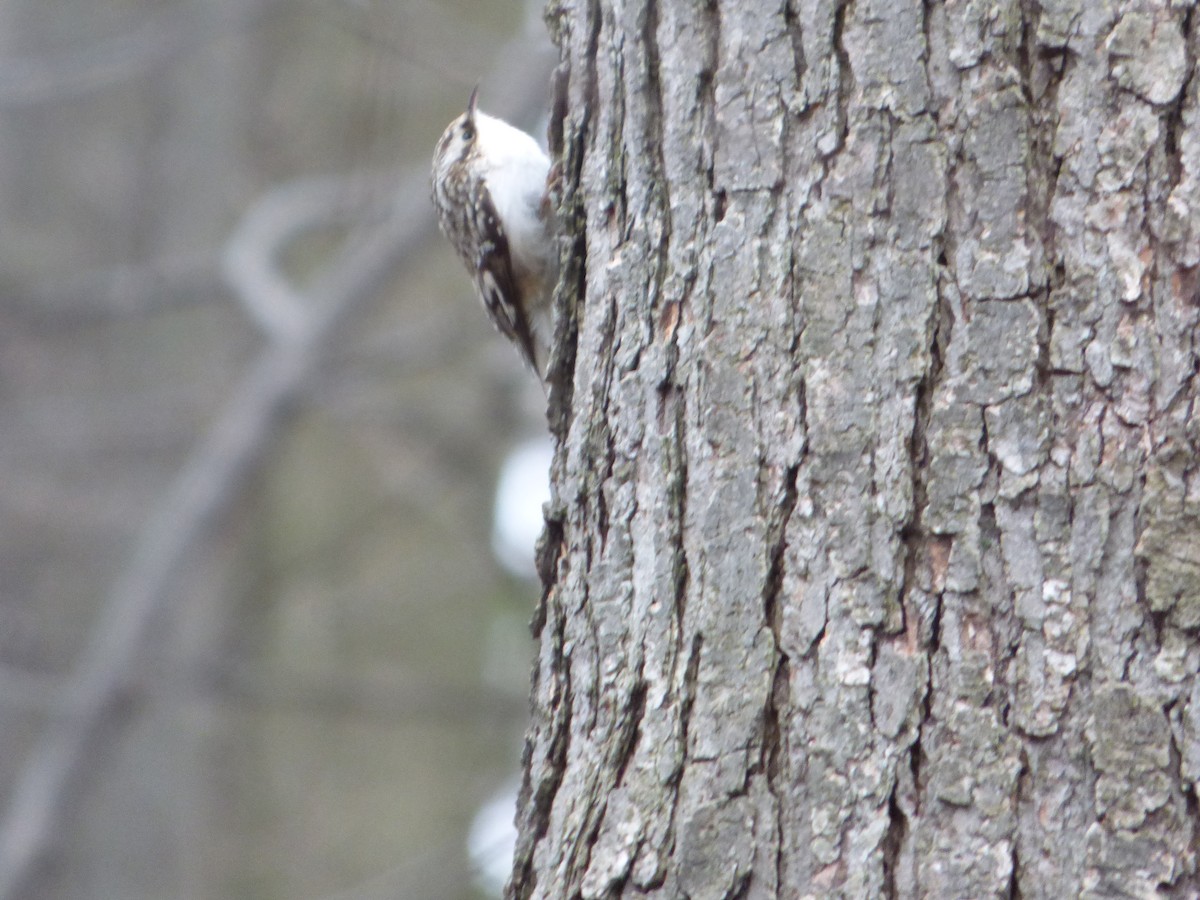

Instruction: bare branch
[221,172,397,340]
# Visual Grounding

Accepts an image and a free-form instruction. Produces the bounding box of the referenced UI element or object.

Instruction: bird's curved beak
[467,85,479,124]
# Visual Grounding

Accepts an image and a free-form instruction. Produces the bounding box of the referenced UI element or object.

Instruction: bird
[431,87,558,379]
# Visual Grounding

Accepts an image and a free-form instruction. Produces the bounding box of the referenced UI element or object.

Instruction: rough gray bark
[514,0,1200,897]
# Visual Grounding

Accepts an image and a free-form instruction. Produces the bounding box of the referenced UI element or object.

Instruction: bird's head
[432,86,481,179]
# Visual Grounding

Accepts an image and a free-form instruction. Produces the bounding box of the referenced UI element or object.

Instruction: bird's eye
[462,122,475,141]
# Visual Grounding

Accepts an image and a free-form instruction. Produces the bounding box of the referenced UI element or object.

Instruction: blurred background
[0,0,557,897]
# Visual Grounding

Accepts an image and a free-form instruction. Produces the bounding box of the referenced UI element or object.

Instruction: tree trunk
[513,1,1200,897]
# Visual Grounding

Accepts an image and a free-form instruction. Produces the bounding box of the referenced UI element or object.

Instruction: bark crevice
[881,779,908,900]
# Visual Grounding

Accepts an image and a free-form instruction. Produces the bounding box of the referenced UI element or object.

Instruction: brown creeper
[431,88,557,378]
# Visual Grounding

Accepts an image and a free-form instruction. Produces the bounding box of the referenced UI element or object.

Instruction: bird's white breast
[476,112,552,276]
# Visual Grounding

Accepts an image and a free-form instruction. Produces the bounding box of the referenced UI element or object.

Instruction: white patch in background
[491,436,552,582]
[468,779,520,898]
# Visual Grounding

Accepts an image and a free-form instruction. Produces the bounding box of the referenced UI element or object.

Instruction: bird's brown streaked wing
[471,183,540,374]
